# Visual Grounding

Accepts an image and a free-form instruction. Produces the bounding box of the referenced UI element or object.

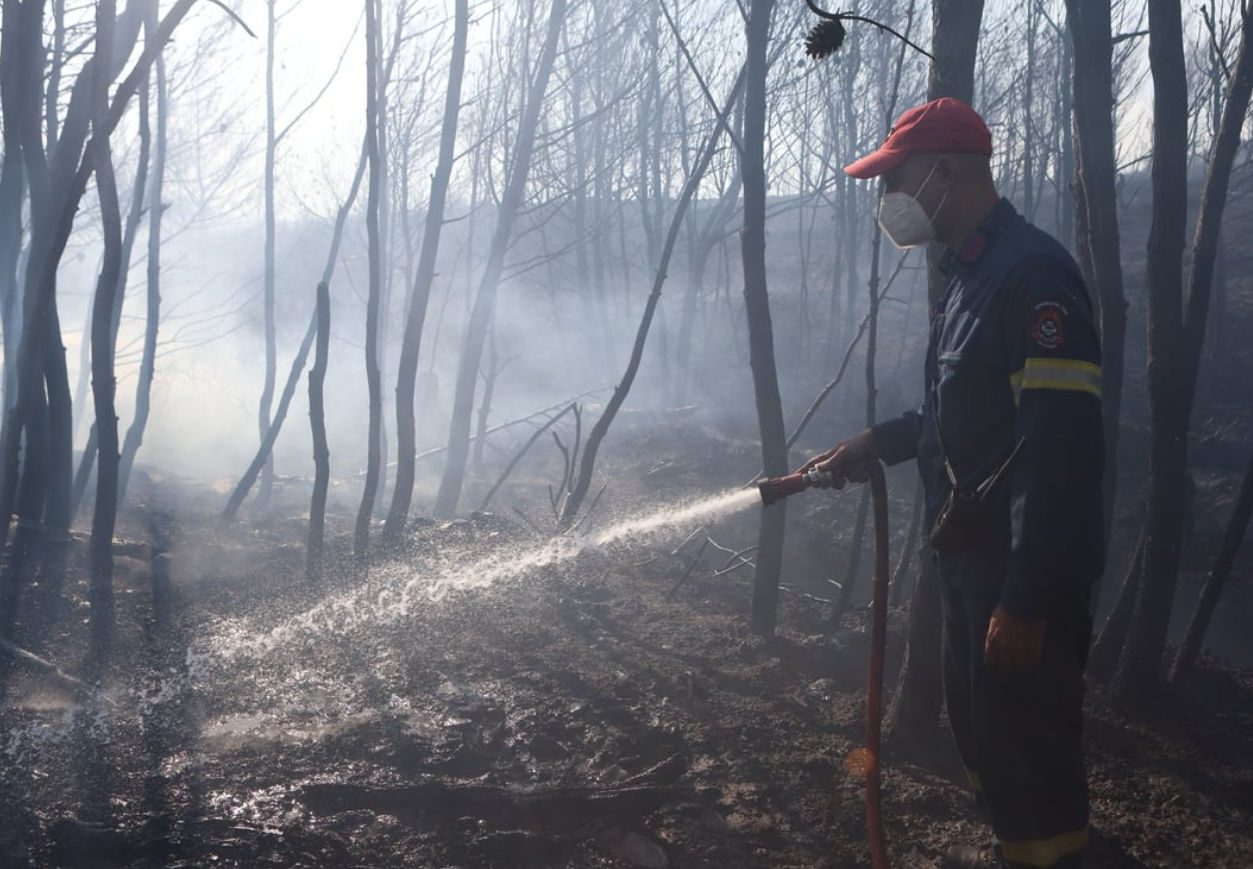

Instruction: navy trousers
[941,583,1092,868]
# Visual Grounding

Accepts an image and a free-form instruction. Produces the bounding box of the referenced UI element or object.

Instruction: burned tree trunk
[219,141,368,527]
[41,313,73,587]
[433,0,569,519]
[355,0,385,559]
[835,1,917,620]
[384,0,469,542]
[1115,3,1253,705]
[1065,0,1128,558]
[118,19,166,505]
[88,0,124,630]
[1088,527,1146,682]
[258,0,279,506]
[0,0,192,603]
[1111,3,1191,706]
[0,0,32,423]
[307,280,331,582]
[560,66,747,528]
[68,73,152,511]
[742,0,789,638]
[1169,447,1253,681]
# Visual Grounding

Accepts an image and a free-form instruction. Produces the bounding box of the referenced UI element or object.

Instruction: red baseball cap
[844,97,993,179]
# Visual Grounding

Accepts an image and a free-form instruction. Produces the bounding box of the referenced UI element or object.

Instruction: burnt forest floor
[1,419,1252,868]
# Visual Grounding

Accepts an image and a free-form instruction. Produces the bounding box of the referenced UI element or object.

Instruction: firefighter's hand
[799,429,878,489]
[984,606,1045,672]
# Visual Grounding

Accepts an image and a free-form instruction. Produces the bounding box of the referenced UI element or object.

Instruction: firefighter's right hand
[799,429,878,489]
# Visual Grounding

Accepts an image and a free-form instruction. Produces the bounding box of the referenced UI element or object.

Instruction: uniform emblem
[1031,301,1068,350]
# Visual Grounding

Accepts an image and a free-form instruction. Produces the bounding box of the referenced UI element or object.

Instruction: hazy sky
[178,0,1156,224]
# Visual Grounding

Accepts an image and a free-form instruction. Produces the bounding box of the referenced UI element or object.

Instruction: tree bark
[355,0,385,559]
[433,0,569,519]
[1088,524,1145,682]
[0,0,194,568]
[383,0,469,541]
[1168,446,1253,681]
[118,17,166,506]
[88,0,124,632]
[741,0,789,637]
[0,0,33,421]
[1066,0,1128,559]
[307,280,331,582]
[258,0,279,505]
[560,66,747,528]
[220,139,369,526]
[835,3,916,620]
[1115,4,1253,705]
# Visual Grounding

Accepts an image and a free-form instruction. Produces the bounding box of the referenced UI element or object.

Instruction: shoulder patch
[1030,300,1068,350]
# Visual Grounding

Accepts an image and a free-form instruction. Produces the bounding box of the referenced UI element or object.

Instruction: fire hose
[759,462,890,869]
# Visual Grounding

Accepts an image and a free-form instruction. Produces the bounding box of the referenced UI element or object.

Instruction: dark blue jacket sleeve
[872,406,923,466]
[1000,265,1106,619]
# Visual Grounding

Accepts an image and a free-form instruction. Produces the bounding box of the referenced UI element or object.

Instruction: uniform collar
[939,198,1019,275]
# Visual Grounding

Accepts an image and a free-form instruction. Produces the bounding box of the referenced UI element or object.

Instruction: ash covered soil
[2,423,1252,868]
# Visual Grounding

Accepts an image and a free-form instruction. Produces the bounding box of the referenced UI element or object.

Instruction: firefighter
[804,97,1104,869]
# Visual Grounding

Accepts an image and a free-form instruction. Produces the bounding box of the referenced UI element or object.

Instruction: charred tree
[560,64,747,528]
[118,11,167,505]
[88,0,124,632]
[0,0,35,421]
[433,0,569,519]
[219,140,369,527]
[70,62,152,503]
[258,0,279,506]
[383,0,469,542]
[307,280,331,582]
[742,0,789,637]
[1065,0,1128,559]
[355,0,385,559]
[1088,527,1146,682]
[1114,3,1253,705]
[1169,446,1253,681]
[0,1,196,598]
[834,0,917,621]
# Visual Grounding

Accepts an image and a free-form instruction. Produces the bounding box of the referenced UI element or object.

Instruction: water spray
[757,461,892,869]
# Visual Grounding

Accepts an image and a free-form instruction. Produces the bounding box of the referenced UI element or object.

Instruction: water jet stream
[209,487,762,662]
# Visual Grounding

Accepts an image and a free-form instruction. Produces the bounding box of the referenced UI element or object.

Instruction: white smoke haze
[39,0,1170,500]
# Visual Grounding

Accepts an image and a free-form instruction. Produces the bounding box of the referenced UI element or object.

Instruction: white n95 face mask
[876,162,948,249]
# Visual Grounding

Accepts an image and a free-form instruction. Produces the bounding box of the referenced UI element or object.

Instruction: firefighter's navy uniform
[873,198,1104,868]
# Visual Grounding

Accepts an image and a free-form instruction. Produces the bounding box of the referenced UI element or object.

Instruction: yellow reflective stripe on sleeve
[999,827,1089,867]
[1010,358,1102,404]
[964,768,983,792]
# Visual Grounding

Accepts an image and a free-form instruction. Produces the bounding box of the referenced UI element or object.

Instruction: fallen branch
[778,584,832,606]
[668,537,709,599]
[477,404,575,513]
[0,638,117,707]
[302,779,684,830]
[357,387,611,479]
[620,753,688,787]
[709,541,758,578]
[712,559,757,579]
[670,525,707,558]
